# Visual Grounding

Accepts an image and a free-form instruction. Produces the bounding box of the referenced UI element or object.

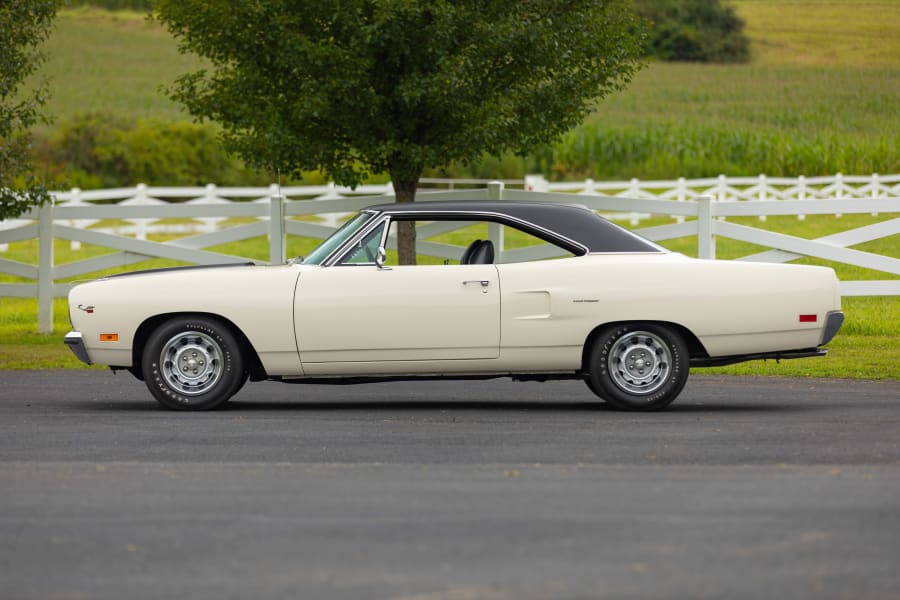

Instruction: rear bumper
[692,311,844,368]
[64,331,92,365]
[821,310,844,346]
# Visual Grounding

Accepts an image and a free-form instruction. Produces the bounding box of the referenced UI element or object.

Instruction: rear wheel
[587,323,689,411]
[142,316,245,410]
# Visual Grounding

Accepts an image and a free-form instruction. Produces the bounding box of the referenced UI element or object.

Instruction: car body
[65,201,844,411]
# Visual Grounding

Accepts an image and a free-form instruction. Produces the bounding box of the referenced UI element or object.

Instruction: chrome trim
[376,208,590,256]
[321,205,667,267]
[64,331,92,365]
[322,212,389,267]
[376,246,391,270]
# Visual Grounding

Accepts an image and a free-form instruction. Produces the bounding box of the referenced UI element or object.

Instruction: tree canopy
[0,0,57,221]
[155,0,644,262]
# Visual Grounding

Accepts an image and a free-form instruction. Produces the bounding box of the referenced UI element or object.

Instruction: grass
[32,7,203,127]
[734,0,900,68]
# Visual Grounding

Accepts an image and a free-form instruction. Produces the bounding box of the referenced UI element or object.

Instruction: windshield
[301,211,374,265]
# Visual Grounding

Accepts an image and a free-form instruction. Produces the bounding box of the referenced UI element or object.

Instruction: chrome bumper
[64,331,92,365]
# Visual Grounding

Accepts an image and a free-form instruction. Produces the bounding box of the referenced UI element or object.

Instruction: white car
[65,201,844,411]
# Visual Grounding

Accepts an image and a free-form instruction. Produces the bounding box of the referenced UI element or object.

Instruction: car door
[294,264,500,367]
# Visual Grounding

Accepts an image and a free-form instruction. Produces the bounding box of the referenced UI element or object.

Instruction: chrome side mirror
[376,246,391,270]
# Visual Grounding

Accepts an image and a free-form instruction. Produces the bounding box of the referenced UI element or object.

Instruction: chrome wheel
[143,316,245,410]
[587,323,689,411]
[159,331,224,396]
[608,331,672,395]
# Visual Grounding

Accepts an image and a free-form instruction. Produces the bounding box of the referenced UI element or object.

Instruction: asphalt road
[1,370,898,600]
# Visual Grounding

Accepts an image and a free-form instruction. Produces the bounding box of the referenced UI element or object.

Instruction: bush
[33,113,271,188]
[62,0,152,10]
[634,0,750,63]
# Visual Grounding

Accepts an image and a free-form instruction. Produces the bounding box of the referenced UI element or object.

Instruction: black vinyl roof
[364,201,664,254]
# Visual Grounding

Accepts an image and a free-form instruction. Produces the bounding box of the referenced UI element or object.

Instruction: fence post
[697,195,716,260]
[835,173,843,218]
[269,193,285,265]
[38,200,55,333]
[68,187,83,250]
[487,181,504,201]
[872,173,880,217]
[797,175,806,221]
[758,174,767,222]
[487,182,505,258]
[675,177,686,224]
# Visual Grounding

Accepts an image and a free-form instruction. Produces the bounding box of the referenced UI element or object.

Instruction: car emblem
[77,304,95,314]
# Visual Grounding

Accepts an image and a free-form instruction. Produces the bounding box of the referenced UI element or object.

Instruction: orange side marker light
[100,333,119,342]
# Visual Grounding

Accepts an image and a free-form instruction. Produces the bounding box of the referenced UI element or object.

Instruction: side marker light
[100,333,119,342]
[799,315,817,323]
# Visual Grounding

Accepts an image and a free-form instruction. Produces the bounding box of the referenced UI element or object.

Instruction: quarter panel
[496,254,841,361]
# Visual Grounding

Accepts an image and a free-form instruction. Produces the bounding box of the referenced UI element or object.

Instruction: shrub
[62,0,152,10]
[33,113,270,188]
[634,0,750,63]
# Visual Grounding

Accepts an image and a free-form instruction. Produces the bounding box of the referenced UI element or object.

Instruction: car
[64,200,844,411]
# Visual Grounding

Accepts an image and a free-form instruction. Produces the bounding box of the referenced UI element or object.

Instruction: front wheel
[142,316,245,410]
[586,323,689,411]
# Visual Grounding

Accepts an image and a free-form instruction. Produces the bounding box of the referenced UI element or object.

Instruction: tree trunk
[392,178,418,265]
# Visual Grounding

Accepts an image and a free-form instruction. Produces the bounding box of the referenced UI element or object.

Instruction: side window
[379,219,574,266]
[498,224,575,263]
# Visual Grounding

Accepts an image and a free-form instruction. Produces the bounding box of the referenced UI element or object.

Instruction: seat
[460,239,483,264]
[468,240,494,264]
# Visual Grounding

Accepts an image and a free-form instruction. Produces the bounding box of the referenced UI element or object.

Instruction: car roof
[364,200,663,254]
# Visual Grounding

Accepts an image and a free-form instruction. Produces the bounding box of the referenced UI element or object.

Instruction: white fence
[1,175,898,333]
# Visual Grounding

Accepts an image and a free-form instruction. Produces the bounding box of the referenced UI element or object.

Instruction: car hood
[99,262,257,280]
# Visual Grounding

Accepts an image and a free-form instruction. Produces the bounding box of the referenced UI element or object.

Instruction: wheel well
[130,312,267,381]
[580,320,708,374]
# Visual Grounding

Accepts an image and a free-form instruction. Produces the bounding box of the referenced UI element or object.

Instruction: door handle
[463,280,490,293]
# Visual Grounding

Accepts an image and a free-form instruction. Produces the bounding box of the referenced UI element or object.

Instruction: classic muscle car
[65,201,844,411]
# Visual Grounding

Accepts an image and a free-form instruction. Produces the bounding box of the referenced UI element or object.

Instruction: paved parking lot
[1,371,898,599]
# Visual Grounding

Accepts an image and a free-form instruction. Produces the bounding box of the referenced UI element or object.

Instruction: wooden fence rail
[1,177,898,333]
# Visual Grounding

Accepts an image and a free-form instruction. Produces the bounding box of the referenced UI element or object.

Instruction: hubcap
[160,331,223,396]
[608,331,672,396]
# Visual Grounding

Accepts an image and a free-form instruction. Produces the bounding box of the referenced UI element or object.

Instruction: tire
[583,376,605,401]
[142,316,245,410]
[586,323,689,411]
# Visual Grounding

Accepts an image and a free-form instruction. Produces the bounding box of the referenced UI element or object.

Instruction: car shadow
[62,398,814,414]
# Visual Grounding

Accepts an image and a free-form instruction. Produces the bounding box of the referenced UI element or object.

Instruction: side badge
[77,304,95,314]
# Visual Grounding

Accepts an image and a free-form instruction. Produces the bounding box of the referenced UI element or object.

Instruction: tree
[634,0,749,63]
[0,0,57,221]
[154,0,644,263]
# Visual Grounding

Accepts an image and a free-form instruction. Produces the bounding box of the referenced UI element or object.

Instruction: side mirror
[376,246,391,270]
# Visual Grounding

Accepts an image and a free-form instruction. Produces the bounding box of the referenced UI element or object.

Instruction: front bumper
[64,332,92,365]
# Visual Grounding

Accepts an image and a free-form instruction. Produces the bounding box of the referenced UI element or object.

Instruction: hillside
[28,2,900,180]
